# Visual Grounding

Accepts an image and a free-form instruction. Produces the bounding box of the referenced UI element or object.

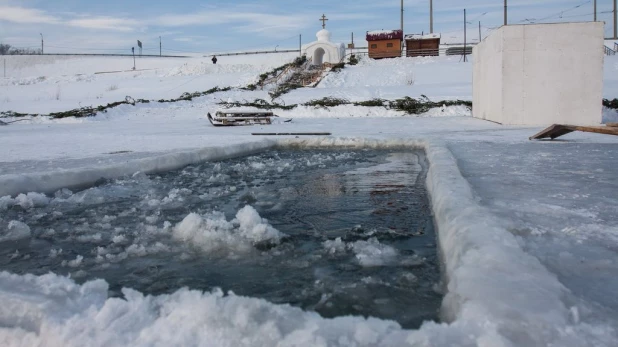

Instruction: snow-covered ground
[1,52,618,346]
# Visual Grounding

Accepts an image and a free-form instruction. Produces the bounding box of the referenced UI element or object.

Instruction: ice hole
[0,149,441,329]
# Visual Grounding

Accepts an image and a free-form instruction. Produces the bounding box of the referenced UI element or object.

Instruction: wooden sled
[529,123,618,140]
[207,110,274,127]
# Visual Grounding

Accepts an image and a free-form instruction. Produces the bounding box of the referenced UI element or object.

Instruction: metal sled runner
[207,110,274,127]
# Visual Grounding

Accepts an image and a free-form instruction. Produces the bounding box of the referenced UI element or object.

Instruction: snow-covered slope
[0,53,298,113]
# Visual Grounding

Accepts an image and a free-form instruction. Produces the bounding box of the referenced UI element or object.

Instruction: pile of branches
[329,62,346,72]
[218,96,472,115]
[1,87,232,119]
[305,97,350,108]
[156,86,231,103]
[268,83,303,100]
[243,57,306,91]
[388,96,472,114]
[603,98,618,109]
[348,55,359,65]
[217,98,296,110]
[0,96,150,119]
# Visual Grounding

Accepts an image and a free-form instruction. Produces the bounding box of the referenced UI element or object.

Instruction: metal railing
[1,53,189,58]
[604,45,616,56]
[405,48,440,57]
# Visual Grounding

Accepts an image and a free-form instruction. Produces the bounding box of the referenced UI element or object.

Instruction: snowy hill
[0,53,298,113]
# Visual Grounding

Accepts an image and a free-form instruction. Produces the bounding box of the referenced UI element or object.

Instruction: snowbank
[0,271,410,347]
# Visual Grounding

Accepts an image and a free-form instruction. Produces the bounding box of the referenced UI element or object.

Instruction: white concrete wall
[473,28,503,124]
[473,22,604,126]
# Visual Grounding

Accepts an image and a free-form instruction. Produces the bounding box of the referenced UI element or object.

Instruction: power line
[46,45,129,51]
[517,0,592,24]
[4,34,302,56]
[468,11,490,23]
[555,9,613,19]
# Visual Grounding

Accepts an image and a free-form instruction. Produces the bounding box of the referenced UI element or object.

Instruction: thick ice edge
[0,140,276,197]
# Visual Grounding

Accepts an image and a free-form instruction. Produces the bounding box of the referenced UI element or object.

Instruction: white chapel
[301,14,345,65]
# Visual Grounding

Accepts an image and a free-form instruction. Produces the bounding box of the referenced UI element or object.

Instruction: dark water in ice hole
[0,149,441,329]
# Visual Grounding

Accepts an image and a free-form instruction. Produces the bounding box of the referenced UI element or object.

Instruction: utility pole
[594,0,597,21]
[159,36,162,56]
[400,0,404,34]
[132,47,136,70]
[401,0,405,52]
[504,0,508,26]
[479,21,482,42]
[463,9,468,62]
[614,0,617,39]
[430,0,433,33]
[299,34,302,57]
[40,33,44,54]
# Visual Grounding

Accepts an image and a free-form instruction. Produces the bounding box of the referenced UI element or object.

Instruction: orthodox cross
[319,14,328,29]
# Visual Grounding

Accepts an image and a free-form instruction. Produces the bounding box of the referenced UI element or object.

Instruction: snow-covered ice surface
[449,143,618,313]
[1,53,618,346]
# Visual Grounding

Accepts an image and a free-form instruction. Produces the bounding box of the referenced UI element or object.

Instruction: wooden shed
[366,30,403,59]
[405,33,441,57]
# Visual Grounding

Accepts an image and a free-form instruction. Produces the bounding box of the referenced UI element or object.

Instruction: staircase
[260,59,334,99]
[285,64,330,87]
[266,62,333,100]
[605,42,618,56]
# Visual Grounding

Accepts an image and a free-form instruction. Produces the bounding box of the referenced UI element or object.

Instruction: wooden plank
[529,124,576,140]
[251,132,331,136]
[530,124,618,140]
[572,125,618,136]
[606,123,618,127]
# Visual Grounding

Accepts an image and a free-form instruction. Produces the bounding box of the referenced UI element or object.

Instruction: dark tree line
[0,44,41,55]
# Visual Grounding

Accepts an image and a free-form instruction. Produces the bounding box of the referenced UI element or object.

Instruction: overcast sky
[0,0,615,55]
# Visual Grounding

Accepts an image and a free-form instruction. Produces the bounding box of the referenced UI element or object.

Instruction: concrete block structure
[473,22,604,126]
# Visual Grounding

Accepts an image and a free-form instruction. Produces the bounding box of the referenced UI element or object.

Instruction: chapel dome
[316,29,331,42]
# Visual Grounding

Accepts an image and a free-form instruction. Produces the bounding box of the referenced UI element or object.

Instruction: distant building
[405,33,441,57]
[366,30,403,59]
